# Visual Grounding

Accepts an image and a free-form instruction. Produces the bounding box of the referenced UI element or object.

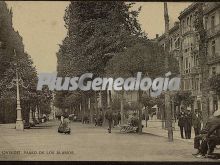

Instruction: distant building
[157,21,180,58]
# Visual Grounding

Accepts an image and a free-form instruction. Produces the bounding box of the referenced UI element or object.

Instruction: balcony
[192,90,202,97]
[191,66,201,74]
[207,24,220,38]
[204,3,220,15]
[182,27,195,36]
[208,53,220,65]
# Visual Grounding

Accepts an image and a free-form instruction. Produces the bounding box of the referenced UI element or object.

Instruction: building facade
[204,2,220,114]
[156,2,220,116]
[157,21,181,67]
[178,3,202,111]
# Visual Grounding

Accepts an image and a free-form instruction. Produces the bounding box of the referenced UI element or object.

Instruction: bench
[120,124,138,133]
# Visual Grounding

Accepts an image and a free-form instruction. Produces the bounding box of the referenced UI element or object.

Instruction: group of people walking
[178,107,202,139]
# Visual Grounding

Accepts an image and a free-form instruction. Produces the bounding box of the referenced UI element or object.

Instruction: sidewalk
[142,119,194,143]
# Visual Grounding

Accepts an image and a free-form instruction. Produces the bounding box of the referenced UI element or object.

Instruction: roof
[204,2,220,15]
[157,22,180,42]
[178,2,197,20]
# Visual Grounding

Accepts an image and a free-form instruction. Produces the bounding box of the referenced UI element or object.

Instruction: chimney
[156,34,159,39]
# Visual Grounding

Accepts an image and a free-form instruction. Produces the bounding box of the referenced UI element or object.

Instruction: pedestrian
[58,109,70,134]
[98,109,104,126]
[192,109,202,136]
[145,110,149,127]
[113,112,118,127]
[185,107,192,139]
[117,111,121,125]
[178,107,186,139]
[105,106,113,133]
[94,113,97,126]
[130,112,139,127]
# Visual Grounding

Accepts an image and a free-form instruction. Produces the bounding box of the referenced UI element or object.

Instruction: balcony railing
[207,24,220,37]
[191,67,200,74]
[208,53,220,65]
[192,90,202,96]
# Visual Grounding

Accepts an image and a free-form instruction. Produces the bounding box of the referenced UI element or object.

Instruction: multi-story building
[157,21,181,65]
[178,3,202,111]
[204,2,220,114]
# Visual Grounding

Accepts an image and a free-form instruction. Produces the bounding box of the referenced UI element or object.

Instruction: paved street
[0,120,219,161]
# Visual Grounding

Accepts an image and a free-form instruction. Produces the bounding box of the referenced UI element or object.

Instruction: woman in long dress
[58,109,71,134]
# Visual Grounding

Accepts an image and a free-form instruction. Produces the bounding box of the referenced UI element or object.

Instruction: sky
[6,1,191,73]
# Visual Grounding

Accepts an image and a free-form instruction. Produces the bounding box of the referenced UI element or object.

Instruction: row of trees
[55,2,179,133]
[0,2,52,125]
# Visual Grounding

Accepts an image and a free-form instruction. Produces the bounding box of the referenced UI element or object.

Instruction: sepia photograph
[0,0,220,162]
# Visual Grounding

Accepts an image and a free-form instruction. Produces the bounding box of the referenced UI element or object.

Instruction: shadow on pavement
[206,153,220,160]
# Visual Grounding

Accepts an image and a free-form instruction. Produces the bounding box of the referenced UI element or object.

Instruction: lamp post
[7,50,28,130]
[164,2,173,142]
[14,50,24,130]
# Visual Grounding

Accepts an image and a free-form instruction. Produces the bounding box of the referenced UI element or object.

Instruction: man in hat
[105,106,113,133]
[185,107,192,139]
[192,109,202,136]
[193,109,220,157]
[178,107,186,139]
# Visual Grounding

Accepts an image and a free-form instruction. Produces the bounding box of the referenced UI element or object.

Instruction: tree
[209,74,220,96]
[194,2,209,124]
[0,2,39,124]
[106,41,178,133]
[173,91,194,108]
[56,2,143,122]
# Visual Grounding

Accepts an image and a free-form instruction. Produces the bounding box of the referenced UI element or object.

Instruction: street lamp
[7,49,29,130]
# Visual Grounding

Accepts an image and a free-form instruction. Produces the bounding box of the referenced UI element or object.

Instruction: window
[170,38,173,50]
[195,55,199,66]
[185,58,188,69]
[211,40,216,56]
[176,38,180,48]
[187,17,189,26]
[190,15,193,28]
[182,20,185,33]
[212,67,216,75]
[163,43,165,51]
[205,17,208,30]
[181,80,184,90]
[195,78,199,90]
[211,15,215,29]
[185,57,189,73]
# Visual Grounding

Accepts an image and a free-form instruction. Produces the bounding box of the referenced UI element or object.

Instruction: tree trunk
[138,90,143,134]
[120,91,125,125]
[89,95,95,123]
[81,96,86,124]
[94,92,98,115]
[101,90,107,125]
[196,3,209,125]
[165,92,173,142]
[145,107,148,127]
